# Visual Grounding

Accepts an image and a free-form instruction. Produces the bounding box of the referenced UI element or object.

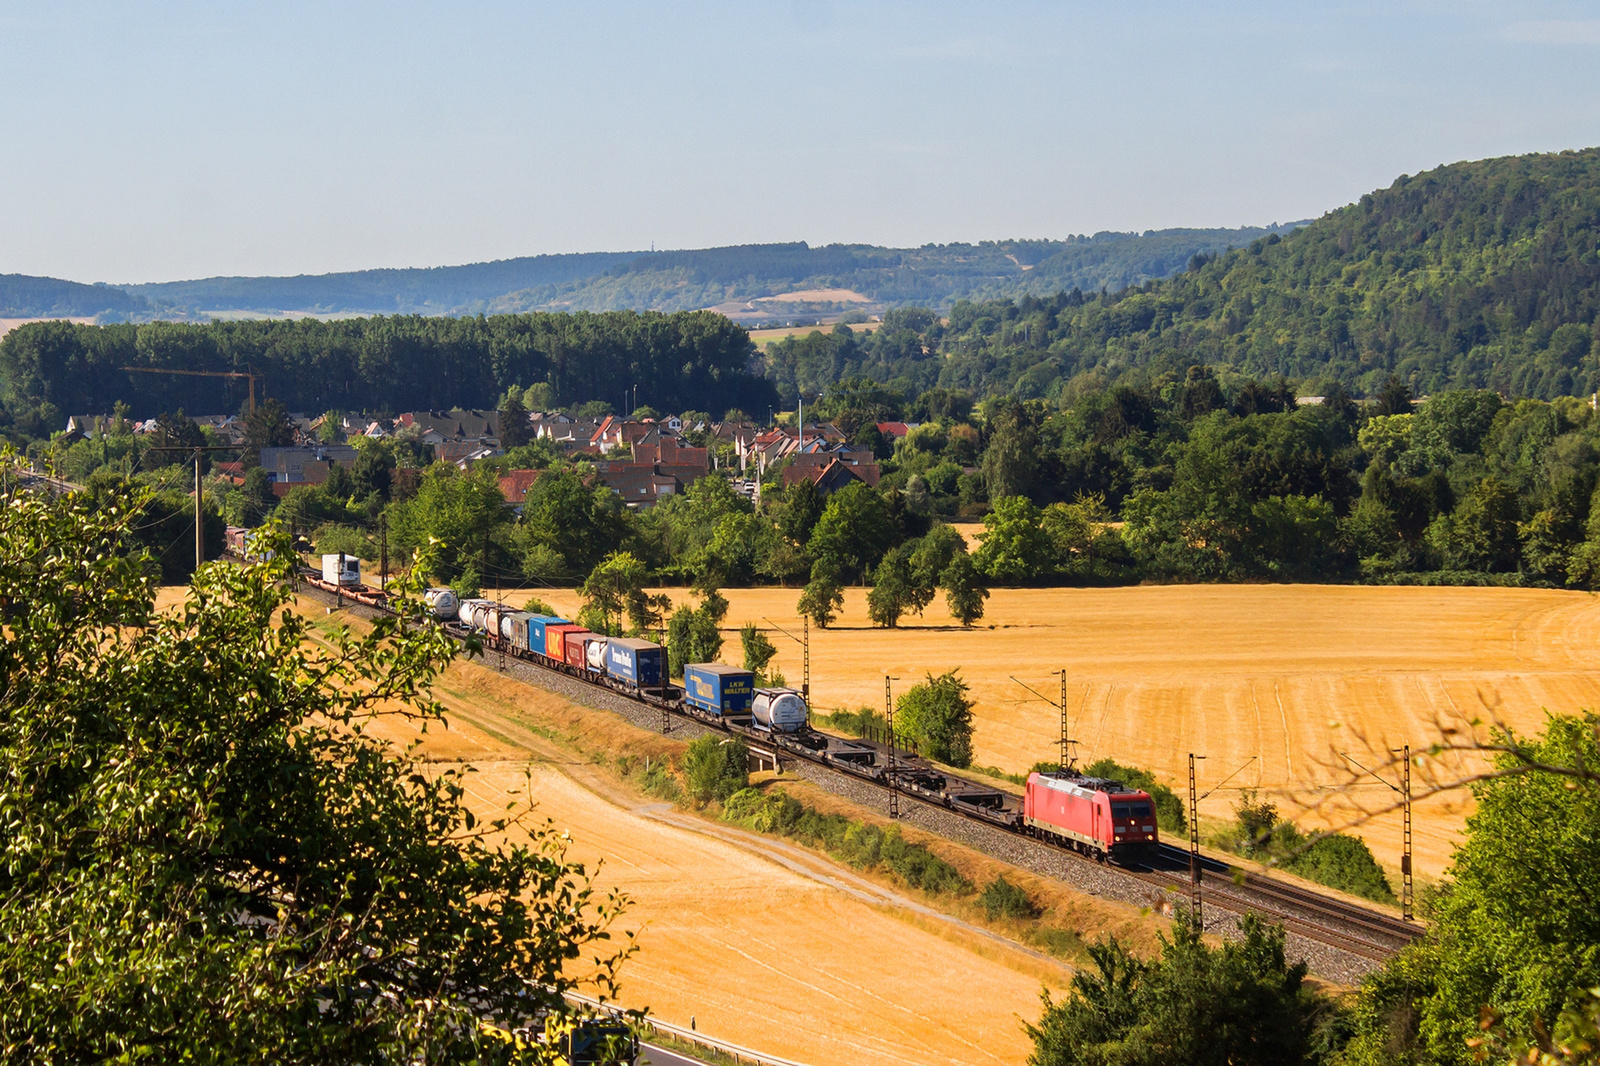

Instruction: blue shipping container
[683,664,755,716]
[605,637,665,688]
[525,615,572,653]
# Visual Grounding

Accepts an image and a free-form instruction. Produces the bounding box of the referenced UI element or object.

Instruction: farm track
[296,578,1425,982]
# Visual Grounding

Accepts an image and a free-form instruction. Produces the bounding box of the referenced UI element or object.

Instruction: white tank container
[423,587,460,620]
[751,688,808,733]
[459,599,494,632]
[585,638,608,671]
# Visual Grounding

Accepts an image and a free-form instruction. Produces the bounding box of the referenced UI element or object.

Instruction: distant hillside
[764,148,1600,401]
[0,228,1298,321]
[121,251,639,316]
[0,274,150,318]
[486,229,1301,319]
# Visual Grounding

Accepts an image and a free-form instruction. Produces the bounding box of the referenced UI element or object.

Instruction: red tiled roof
[498,469,544,505]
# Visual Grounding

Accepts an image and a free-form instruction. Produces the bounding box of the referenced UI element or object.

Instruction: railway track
[294,573,1427,965]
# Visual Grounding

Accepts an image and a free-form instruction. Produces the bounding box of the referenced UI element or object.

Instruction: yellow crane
[121,366,262,413]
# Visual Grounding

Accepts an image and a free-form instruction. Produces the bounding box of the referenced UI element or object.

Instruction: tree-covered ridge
[485,228,1298,315]
[771,148,1600,402]
[0,273,151,318]
[0,229,1295,320]
[0,310,775,422]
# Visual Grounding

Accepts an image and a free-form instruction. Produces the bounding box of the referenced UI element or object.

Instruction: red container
[563,632,596,668]
[545,623,588,661]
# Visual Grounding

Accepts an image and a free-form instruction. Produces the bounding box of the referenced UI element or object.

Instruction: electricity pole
[1058,669,1072,772]
[1341,748,1415,921]
[147,444,236,572]
[1188,753,1205,924]
[802,613,810,703]
[885,675,899,819]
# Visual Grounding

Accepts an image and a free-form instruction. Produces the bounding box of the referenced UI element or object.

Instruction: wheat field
[508,583,1600,881]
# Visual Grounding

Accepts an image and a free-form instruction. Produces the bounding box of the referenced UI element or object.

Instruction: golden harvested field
[507,584,1600,882]
[345,654,1082,1066]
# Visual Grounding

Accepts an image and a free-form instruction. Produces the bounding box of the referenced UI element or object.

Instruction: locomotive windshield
[1112,802,1154,819]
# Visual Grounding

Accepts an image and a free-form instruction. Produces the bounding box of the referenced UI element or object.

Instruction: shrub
[979,875,1041,921]
[1080,757,1187,833]
[1281,833,1395,904]
[684,735,748,804]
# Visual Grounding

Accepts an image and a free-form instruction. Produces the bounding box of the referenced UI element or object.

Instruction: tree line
[0,309,774,436]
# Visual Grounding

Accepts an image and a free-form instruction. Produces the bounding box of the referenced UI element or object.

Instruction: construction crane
[121,366,262,413]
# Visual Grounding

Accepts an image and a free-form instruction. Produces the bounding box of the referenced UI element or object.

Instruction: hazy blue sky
[3,1,1598,282]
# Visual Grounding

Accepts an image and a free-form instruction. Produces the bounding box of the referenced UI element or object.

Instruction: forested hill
[0,274,151,319]
[0,228,1295,320]
[768,148,1600,402]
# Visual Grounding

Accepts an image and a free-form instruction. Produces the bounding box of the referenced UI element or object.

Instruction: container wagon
[682,664,755,719]
[1024,772,1159,861]
[423,588,461,621]
[604,637,666,691]
[544,623,589,662]
[525,616,572,657]
[321,554,361,587]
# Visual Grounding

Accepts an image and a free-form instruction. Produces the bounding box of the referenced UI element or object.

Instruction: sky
[2,1,1598,283]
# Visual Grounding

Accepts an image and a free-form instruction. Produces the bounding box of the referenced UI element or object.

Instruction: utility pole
[379,512,388,590]
[802,613,810,704]
[193,454,204,571]
[1397,744,1413,921]
[1058,669,1072,772]
[885,675,899,819]
[1188,753,1205,924]
[1341,748,1415,921]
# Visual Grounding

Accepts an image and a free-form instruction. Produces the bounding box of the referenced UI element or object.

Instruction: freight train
[290,566,1160,864]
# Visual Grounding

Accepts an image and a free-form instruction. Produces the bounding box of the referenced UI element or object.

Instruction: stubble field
[512,583,1600,881]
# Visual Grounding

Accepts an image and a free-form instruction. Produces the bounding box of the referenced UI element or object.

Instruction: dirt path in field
[504,583,1600,882]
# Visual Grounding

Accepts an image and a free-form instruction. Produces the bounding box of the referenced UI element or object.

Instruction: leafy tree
[684,735,749,805]
[387,463,514,584]
[520,468,622,577]
[973,495,1053,582]
[350,438,397,501]
[665,589,727,676]
[579,551,665,636]
[1027,915,1329,1066]
[980,397,1043,499]
[895,669,975,767]
[145,409,207,468]
[1372,373,1415,417]
[1341,714,1600,1065]
[1425,477,1522,572]
[779,478,825,544]
[941,552,989,627]
[867,546,918,628]
[236,465,277,526]
[797,564,845,629]
[806,482,894,583]
[740,622,778,683]
[0,468,630,1061]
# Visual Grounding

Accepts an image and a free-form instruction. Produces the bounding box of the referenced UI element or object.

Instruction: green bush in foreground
[980,875,1042,921]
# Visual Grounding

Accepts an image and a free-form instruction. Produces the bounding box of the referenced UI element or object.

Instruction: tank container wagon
[1024,771,1160,861]
[750,688,808,733]
[422,588,461,621]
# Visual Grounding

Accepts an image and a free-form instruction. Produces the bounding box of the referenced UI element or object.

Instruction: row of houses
[66,404,891,509]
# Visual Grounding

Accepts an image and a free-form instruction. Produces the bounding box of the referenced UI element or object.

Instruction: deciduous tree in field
[0,459,630,1062]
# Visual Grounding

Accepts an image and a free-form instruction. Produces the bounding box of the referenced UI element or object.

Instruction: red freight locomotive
[1024,771,1160,862]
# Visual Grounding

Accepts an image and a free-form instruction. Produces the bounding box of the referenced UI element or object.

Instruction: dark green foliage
[1026,915,1339,1066]
[664,589,726,676]
[895,670,976,768]
[1279,834,1395,905]
[1342,714,1600,1065]
[739,622,778,683]
[0,467,629,1060]
[0,310,774,424]
[1080,758,1186,833]
[979,875,1041,921]
[683,735,748,804]
[386,463,515,584]
[797,564,844,628]
[722,788,971,896]
[763,150,1600,403]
